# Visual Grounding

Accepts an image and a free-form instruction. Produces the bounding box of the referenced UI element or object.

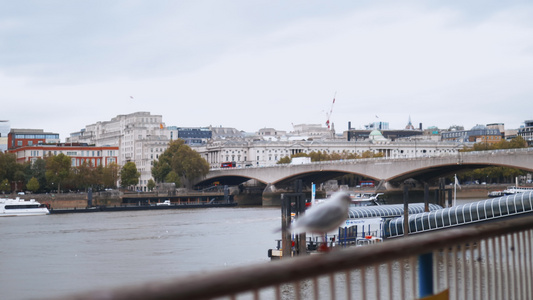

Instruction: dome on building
[369,129,388,141]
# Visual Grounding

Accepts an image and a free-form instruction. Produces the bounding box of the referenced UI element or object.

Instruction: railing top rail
[58,215,533,300]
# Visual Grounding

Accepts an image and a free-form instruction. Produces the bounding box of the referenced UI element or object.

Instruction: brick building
[9,143,119,167]
[8,129,60,149]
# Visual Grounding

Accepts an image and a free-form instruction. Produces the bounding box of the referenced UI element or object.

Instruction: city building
[193,136,464,169]
[8,129,60,149]
[210,126,245,140]
[169,126,212,145]
[8,143,119,167]
[290,124,332,139]
[486,123,505,138]
[441,124,502,144]
[346,128,423,142]
[68,112,173,191]
[364,121,389,130]
[256,128,287,140]
[0,120,9,152]
[518,120,533,146]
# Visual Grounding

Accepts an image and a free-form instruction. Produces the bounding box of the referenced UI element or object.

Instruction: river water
[1,198,486,300]
[0,207,281,300]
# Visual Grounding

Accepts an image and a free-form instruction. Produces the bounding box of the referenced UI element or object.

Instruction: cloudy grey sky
[2,1,532,140]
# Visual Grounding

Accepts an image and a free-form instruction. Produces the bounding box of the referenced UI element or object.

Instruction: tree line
[457,136,530,184]
[0,152,120,194]
[0,139,209,194]
[276,149,384,164]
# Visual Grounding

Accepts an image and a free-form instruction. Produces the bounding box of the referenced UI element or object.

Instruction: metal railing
[58,215,533,300]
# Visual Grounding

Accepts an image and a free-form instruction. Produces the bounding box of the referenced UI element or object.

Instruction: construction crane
[325,92,336,129]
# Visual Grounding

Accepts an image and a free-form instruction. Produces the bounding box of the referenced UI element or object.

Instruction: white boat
[156,200,171,206]
[488,191,503,197]
[349,193,384,207]
[0,197,50,217]
[503,186,533,195]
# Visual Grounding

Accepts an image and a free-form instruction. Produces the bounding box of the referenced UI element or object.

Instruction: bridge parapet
[199,148,533,187]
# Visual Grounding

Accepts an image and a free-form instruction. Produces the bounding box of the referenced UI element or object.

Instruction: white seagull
[289,191,352,234]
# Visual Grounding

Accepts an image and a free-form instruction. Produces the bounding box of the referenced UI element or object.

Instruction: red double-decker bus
[221,162,236,168]
[360,180,375,187]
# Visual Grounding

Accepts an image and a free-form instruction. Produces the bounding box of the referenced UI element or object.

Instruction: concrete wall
[9,192,122,209]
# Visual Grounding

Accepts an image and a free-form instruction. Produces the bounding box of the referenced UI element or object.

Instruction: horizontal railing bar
[58,216,533,300]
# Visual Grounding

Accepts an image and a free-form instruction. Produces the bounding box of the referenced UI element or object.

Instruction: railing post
[403,185,409,237]
[418,252,434,298]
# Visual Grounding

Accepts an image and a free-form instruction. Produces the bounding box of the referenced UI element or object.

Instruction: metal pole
[418,252,434,297]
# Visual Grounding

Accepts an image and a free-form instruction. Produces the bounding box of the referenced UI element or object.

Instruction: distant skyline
[2,1,532,140]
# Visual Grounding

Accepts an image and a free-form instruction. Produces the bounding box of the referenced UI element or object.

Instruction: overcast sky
[2,1,532,140]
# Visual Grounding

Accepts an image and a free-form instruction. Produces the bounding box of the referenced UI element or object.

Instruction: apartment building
[7,128,60,149]
[518,120,533,146]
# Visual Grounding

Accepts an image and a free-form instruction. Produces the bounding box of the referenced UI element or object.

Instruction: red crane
[325,92,336,129]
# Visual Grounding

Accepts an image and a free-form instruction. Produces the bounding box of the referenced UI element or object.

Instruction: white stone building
[68,112,176,191]
[193,135,465,169]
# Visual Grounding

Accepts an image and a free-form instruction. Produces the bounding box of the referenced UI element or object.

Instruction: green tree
[26,177,40,193]
[460,136,529,183]
[0,179,10,194]
[147,179,156,191]
[508,136,528,149]
[120,161,140,188]
[151,139,209,187]
[74,162,97,191]
[165,171,180,186]
[45,153,72,193]
[277,156,291,164]
[29,158,47,192]
[0,152,23,184]
[101,163,120,189]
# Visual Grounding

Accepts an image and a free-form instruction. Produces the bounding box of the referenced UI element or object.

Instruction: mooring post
[438,178,446,207]
[281,194,292,258]
[295,180,306,255]
[403,185,409,237]
[424,183,429,212]
[87,188,93,207]
[280,180,307,258]
[224,185,229,203]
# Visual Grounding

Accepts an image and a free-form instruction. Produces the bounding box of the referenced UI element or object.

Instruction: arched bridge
[196,148,533,188]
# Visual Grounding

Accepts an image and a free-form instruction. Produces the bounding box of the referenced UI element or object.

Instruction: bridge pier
[263,183,283,206]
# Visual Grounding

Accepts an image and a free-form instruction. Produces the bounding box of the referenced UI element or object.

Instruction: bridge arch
[272,169,381,187]
[195,149,533,190]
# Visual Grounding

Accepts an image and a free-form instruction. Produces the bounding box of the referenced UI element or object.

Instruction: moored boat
[349,192,384,207]
[487,191,503,197]
[503,186,533,195]
[0,197,50,217]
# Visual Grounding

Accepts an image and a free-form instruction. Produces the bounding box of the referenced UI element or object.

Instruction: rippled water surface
[0,207,280,300]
